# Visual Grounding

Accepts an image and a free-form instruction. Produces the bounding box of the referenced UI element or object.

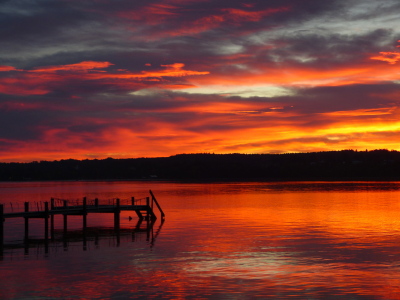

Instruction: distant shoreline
[2,150,400,182]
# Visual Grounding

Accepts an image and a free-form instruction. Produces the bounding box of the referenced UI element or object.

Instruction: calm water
[1,181,400,299]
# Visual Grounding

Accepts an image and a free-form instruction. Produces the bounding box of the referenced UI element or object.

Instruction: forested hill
[2,149,400,181]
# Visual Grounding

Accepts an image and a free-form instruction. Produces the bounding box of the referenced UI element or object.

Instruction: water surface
[1,181,400,299]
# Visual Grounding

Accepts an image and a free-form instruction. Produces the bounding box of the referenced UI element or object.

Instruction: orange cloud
[370,52,400,64]
[189,59,400,90]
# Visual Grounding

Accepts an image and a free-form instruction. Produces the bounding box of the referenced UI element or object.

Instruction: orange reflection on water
[2,182,400,299]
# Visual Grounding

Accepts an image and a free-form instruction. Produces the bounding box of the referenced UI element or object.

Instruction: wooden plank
[3,204,152,218]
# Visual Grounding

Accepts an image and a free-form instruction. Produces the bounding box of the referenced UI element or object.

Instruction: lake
[1,180,400,299]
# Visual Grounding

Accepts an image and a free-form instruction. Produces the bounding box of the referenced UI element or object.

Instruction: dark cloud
[285,83,400,113]
[264,29,396,68]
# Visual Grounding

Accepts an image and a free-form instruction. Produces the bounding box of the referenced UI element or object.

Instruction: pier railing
[150,190,165,220]
[0,196,150,214]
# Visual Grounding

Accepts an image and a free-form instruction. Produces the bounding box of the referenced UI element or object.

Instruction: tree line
[1,149,400,181]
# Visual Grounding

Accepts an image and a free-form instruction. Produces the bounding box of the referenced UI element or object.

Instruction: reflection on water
[1,181,400,299]
[2,219,164,259]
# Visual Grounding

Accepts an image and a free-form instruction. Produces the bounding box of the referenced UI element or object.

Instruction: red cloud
[29,61,114,73]
[0,66,21,72]
[221,7,290,22]
[119,3,290,39]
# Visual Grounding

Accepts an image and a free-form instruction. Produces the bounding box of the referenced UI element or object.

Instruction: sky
[1,0,400,162]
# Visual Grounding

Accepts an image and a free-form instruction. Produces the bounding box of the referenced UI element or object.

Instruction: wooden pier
[0,190,165,252]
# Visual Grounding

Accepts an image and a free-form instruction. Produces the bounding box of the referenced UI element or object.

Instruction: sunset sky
[1,0,400,162]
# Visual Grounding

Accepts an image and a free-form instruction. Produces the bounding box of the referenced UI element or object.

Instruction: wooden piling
[50,198,55,240]
[24,202,29,241]
[63,200,68,236]
[83,197,87,229]
[44,202,49,241]
[44,202,49,253]
[114,198,120,231]
[146,197,150,220]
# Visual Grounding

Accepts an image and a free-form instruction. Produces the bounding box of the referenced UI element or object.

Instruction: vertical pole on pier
[146,197,150,221]
[82,197,87,251]
[63,200,68,250]
[114,198,120,246]
[63,200,68,236]
[24,202,29,241]
[114,198,120,231]
[50,198,55,240]
[83,197,87,229]
[95,198,98,208]
[0,204,4,251]
[131,197,135,206]
[44,202,49,238]
[44,202,49,254]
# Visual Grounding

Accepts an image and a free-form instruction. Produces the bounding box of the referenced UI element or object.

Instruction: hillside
[1,149,400,181]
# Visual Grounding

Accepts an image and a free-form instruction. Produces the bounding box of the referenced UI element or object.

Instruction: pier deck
[0,190,165,250]
[4,204,155,219]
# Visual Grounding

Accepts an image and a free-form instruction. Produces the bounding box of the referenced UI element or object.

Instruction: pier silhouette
[0,190,165,256]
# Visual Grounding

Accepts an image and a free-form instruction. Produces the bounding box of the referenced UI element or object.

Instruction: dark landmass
[2,149,400,181]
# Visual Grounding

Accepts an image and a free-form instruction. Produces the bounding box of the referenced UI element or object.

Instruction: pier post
[63,200,68,236]
[114,198,120,231]
[44,202,49,239]
[146,197,150,221]
[83,197,87,229]
[131,197,135,206]
[44,202,49,253]
[0,204,4,250]
[95,198,98,208]
[50,198,55,240]
[82,197,87,251]
[114,198,120,246]
[24,202,29,241]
